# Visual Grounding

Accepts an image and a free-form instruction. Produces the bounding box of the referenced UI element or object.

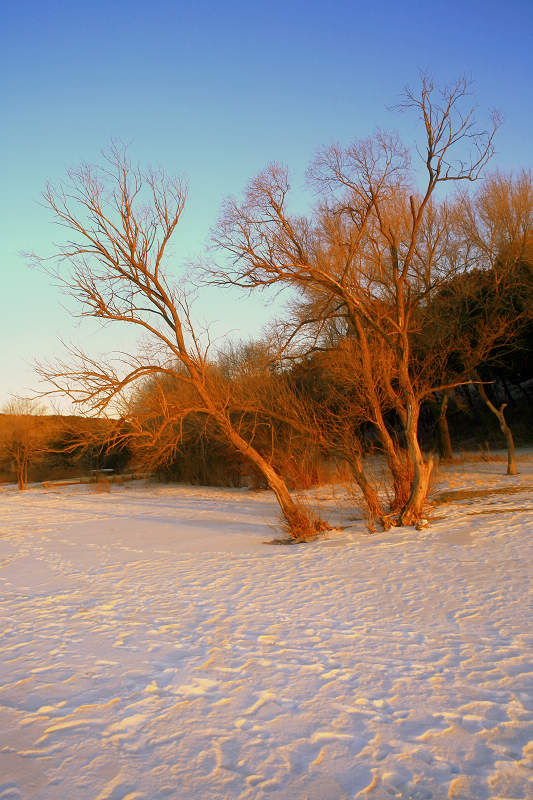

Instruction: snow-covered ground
[1,455,532,799]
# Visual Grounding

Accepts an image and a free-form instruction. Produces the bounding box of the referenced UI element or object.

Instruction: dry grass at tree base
[277,502,333,543]
[452,449,506,464]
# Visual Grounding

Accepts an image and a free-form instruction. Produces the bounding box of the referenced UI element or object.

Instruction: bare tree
[33,147,319,539]
[212,75,500,525]
[456,170,533,283]
[0,399,48,489]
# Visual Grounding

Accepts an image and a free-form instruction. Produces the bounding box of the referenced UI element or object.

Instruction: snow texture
[1,455,532,799]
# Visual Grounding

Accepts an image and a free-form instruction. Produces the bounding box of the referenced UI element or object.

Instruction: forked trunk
[373,418,409,510]
[475,377,518,476]
[490,403,517,475]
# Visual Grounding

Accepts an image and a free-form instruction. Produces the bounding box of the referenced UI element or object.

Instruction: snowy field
[1,455,532,800]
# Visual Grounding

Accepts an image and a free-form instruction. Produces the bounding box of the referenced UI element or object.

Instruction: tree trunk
[475,377,518,476]
[500,375,514,405]
[399,397,433,525]
[437,391,453,461]
[349,455,386,524]
[221,422,316,539]
[501,410,518,475]
[180,362,319,539]
[15,452,27,490]
[353,317,406,509]
[372,418,408,510]
[490,402,517,475]
[400,444,433,524]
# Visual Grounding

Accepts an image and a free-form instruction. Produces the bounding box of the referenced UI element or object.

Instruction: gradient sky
[2,0,532,411]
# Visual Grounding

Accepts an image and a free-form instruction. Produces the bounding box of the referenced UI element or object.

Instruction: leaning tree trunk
[349,455,386,525]
[189,364,319,540]
[475,377,517,476]
[221,421,317,540]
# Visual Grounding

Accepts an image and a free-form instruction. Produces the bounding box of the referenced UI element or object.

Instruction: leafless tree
[212,75,500,525]
[0,399,48,489]
[32,146,320,539]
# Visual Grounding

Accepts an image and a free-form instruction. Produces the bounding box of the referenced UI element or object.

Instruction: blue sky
[1,0,532,410]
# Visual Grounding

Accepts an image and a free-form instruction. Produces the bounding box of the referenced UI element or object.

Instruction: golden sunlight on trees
[457,172,533,474]
[423,171,533,473]
[0,399,48,489]
[32,147,320,540]
[128,341,325,491]
[31,77,533,534]
[211,75,501,526]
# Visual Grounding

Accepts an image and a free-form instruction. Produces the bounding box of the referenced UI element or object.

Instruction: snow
[1,456,532,799]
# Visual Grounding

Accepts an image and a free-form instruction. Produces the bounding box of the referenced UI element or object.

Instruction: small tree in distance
[0,399,48,489]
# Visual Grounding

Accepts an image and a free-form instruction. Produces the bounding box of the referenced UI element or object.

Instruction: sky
[1,0,532,411]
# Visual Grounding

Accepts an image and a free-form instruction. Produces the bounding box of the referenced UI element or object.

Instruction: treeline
[23,75,533,538]
[3,322,532,493]
[130,245,533,481]
[0,409,130,488]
